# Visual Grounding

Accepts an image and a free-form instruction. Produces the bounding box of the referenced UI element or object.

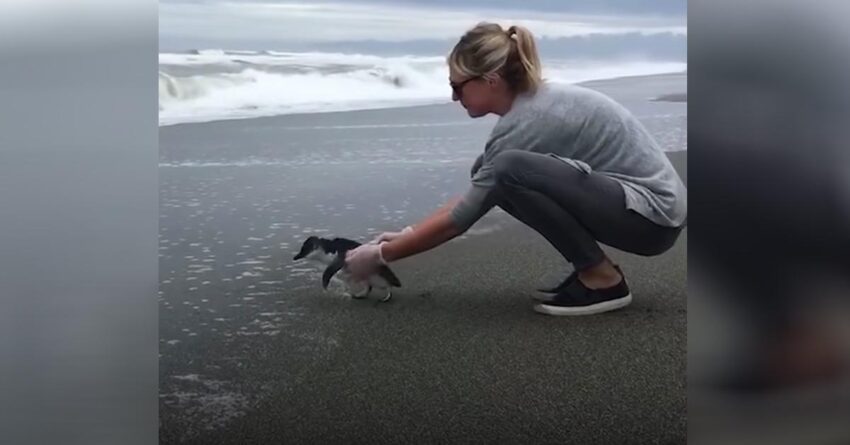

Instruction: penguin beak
[293,252,304,261]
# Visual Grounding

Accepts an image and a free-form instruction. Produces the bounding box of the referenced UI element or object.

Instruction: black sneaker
[534,265,623,302]
[533,271,578,300]
[534,273,632,316]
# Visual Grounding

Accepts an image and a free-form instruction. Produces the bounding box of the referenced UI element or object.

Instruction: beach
[159,72,687,444]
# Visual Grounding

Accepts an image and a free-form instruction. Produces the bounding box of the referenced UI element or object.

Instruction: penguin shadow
[348,290,435,309]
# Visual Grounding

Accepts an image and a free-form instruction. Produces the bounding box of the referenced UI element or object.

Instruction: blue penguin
[293,236,401,302]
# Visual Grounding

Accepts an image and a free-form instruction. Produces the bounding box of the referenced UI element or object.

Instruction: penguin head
[293,236,323,261]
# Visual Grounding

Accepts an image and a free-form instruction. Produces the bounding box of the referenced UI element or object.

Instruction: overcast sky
[160,0,686,58]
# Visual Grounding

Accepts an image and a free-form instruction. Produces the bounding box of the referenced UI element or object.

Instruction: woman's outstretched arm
[381,197,463,262]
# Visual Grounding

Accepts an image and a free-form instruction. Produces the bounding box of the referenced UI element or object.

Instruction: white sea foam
[159,50,685,125]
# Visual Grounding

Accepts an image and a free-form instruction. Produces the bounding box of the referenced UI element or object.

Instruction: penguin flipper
[322,254,346,289]
[378,265,402,287]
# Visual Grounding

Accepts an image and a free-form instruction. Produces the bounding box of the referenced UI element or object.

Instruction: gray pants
[491,150,682,271]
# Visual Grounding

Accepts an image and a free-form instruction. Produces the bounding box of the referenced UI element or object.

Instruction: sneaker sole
[533,294,632,316]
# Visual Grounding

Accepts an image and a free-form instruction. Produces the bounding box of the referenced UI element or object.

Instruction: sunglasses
[450,76,482,99]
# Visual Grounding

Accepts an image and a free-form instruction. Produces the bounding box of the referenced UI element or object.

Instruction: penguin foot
[350,284,371,299]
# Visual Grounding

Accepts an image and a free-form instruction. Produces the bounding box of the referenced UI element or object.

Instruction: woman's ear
[485,75,502,92]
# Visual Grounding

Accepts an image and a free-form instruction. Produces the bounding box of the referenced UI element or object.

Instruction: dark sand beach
[159,72,687,444]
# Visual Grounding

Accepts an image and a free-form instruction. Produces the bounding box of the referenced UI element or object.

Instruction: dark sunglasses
[450,76,482,98]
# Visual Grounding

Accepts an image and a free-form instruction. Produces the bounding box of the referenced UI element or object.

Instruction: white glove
[345,242,387,280]
[370,225,413,244]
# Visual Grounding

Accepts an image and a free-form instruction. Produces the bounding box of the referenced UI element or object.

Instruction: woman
[345,22,687,316]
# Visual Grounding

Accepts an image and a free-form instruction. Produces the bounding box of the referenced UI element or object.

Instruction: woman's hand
[370,225,414,244]
[345,242,387,280]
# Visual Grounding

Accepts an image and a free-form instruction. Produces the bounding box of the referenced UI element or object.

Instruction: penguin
[292,236,401,302]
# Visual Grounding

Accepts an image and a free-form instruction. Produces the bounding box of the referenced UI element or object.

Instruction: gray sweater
[450,82,687,230]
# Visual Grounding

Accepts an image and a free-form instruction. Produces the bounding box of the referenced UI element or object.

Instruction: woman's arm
[381,198,464,262]
[408,196,461,230]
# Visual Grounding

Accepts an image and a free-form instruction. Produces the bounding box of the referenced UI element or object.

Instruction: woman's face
[449,70,496,118]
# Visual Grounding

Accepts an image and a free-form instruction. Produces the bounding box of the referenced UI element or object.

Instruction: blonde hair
[447,22,543,94]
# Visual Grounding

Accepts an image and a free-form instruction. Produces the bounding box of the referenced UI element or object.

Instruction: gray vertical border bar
[0,1,159,443]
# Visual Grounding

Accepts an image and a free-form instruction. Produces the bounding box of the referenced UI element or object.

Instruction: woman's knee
[630,226,683,256]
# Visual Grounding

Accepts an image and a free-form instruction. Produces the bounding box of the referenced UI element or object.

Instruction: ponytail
[506,25,543,93]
